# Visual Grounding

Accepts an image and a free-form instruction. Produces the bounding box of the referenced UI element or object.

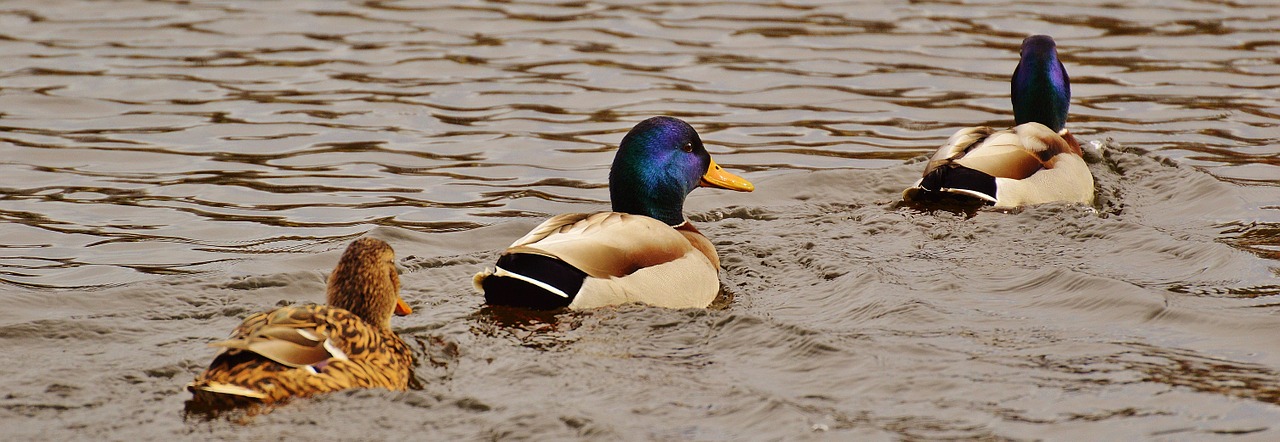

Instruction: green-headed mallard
[903,35,1095,208]
[473,116,755,310]
[187,238,414,407]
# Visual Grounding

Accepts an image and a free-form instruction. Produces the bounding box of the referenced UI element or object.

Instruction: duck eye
[682,142,694,153]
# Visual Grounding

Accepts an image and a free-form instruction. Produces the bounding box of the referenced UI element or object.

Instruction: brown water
[2,0,1279,439]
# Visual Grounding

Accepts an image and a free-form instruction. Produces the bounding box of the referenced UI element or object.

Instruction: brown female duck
[187,237,413,407]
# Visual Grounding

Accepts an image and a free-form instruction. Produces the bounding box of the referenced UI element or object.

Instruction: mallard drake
[903,35,1095,208]
[473,116,755,310]
[187,238,414,408]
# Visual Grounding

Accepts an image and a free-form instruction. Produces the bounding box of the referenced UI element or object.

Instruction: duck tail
[188,380,267,399]
[913,165,999,204]
[476,253,585,310]
[184,380,270,416]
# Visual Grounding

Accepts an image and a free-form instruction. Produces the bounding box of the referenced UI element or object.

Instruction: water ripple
[2,1,1280,438]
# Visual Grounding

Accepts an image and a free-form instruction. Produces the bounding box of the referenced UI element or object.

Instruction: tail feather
[188,381,267,399]
[477,253,586,310]
[914,165,998,204]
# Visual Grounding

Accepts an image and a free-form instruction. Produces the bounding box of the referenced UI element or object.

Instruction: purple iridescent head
[608,116,753,225]
[1011,35,1070,132]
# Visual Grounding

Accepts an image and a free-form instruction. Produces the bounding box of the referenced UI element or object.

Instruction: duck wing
[208,306,350,368]
[505,212,694,278]
[947,123,1080,180]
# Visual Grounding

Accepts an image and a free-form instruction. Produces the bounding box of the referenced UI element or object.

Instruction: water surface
[1,0,1279,439]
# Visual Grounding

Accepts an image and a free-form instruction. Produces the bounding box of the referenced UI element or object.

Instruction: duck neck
[1012,53,1070,132]
[610,180,688,226]
[327,275,393,329]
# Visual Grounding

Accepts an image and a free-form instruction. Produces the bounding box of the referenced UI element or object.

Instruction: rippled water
[2,0,1279,439]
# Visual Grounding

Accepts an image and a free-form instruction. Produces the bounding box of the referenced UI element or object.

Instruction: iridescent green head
[608,116,754,225]
[1012,35,1071,132]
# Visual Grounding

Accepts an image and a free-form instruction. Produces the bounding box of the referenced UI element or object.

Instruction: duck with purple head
[903,35,1095,208]
[474,116,755,310]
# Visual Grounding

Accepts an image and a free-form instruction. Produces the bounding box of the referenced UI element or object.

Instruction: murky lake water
[2,0,1279,439]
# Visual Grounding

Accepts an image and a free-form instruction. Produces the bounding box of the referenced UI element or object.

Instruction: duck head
[1011,35,1070,132]
[608,116,754,226]
[326,237,412,329]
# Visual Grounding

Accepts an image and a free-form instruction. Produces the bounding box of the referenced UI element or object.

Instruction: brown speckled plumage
[187,238,413,407]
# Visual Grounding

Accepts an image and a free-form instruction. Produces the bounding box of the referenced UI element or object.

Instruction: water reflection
[471,305,582,351]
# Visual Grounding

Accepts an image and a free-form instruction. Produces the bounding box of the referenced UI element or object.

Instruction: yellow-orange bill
[395,298,413,316]
[699,158,754,192]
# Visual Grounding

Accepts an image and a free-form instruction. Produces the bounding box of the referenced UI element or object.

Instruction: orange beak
[699,157,754,192]
[394,298,413,316]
